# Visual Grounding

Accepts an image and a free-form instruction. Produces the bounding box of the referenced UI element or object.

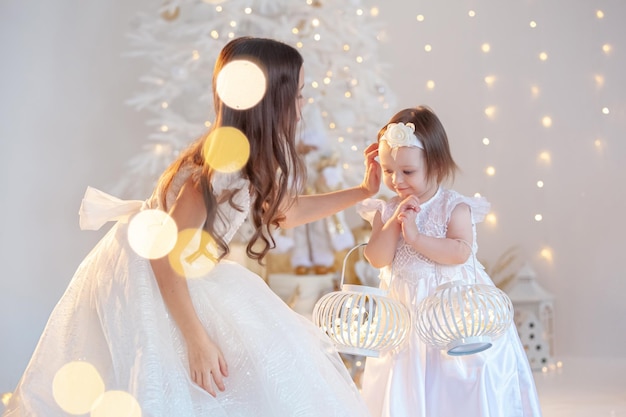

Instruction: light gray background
[1,0,624,393]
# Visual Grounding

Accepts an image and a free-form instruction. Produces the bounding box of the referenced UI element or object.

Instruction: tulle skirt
[3,223,369,417]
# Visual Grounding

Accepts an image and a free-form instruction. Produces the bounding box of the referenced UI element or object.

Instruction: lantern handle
[339,243,368,287]
[455,238,479,284]
[340,242,396,289]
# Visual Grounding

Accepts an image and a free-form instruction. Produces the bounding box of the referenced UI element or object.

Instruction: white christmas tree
[117,0,396,197]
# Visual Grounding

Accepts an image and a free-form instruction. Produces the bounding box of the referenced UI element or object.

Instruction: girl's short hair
[378,106,458,185]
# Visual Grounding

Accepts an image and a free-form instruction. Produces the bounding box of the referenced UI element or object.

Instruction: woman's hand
[186,330,229,397]
[361,142,381,197]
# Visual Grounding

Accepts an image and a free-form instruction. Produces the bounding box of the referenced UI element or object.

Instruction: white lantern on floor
[312,244,411,357]
[503,263,555,370]
[415,248,514,356]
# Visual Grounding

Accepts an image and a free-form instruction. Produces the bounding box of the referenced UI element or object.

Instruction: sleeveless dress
[357,188,542,417]
[3,165,370,417]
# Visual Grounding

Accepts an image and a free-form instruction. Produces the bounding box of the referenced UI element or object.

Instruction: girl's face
[296,67,305,122]
[379,141,438,202]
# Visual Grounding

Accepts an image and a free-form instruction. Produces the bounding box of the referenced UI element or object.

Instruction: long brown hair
[378,106,459,185]
[156,37,306,262]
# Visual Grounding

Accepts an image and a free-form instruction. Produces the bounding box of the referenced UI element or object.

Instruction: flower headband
[380,122,424,159]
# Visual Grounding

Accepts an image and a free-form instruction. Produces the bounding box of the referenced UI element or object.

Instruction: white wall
[1,0,625,394]
[0,0,151,392]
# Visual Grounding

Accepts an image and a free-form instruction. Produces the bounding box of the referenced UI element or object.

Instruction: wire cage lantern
[312,244,411,357]
[415,243,514,356]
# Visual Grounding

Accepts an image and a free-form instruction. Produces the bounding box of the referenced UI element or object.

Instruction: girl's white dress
[357,188,542,417]
[3,166,370,417]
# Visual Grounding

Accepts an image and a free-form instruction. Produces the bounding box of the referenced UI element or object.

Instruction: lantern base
[446,336,492,356]
[337,345,381,358]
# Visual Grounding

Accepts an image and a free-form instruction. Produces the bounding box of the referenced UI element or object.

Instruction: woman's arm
[279,143,380,229]
[149,179,228,396]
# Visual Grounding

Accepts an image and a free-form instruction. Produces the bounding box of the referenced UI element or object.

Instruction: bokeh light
[203,126,250,172]
[127,210,178,259]
[216,59,266,110]
[91,390,142,417]
[52,361,105,415]
[168,228,219,279]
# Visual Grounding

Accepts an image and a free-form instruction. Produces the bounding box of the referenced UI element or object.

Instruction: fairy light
[482,137,490,145]
[540,247,553,263]
[343,44,350,51]
[541,116,552,128]
[538,151,551,164]
[534,214,543,222]
[468,10,476,17]
[244,7,251,14]
[312,18,320,27]
[481,43,491,53]
[531,85,540,98]
[485,213,497,226]
[602,107,610,115]
[484,75,496,86]
[596,10,604,19]
[356,8,364,16]
[594,138,605,152]
[537,180,544,188]
[602,44,612,54]
[356,56,363,63]
[529,21,537,28]
[539,52,548,61]
[416,14,425,22]
[160,125,169,132]
[484,106,496,118]
[486,166,496,176]
[370,7,379,17]
[161,101,168,109]
[424,44,432,52]
[210,30,219,39]
[594,74,605,87]
[426,80,435,90]
[192,50,200,60]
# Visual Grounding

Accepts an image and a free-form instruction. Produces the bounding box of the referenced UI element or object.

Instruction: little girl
[358,106,542,417]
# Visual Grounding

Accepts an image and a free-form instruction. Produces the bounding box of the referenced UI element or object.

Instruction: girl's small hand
[186,330,229,397]
[394,195,420,219]
[396,195,420,243]
[361,142,381,197]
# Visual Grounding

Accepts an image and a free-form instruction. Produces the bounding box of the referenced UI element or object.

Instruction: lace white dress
[3,166,370,417]
[357,188,542,417]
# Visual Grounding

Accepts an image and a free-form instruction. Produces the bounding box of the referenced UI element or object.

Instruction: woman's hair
[378,105,459,185]
[156,37,306,262]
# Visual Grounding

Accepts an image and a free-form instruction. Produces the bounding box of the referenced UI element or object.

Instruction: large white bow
[78,186,144,231]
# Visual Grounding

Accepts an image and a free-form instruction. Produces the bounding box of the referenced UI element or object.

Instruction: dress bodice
[147,164,251,247]
[358,188,490,298]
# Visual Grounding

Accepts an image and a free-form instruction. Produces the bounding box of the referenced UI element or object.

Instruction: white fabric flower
[380,122,424,149]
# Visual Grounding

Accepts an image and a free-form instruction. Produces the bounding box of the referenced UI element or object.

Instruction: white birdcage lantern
[503,262,555,370]
[415,246,514,356]
[312,244,411,357]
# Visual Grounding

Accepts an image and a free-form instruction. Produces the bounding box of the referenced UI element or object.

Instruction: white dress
[357,188,542,417]
[3,166,371,417]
